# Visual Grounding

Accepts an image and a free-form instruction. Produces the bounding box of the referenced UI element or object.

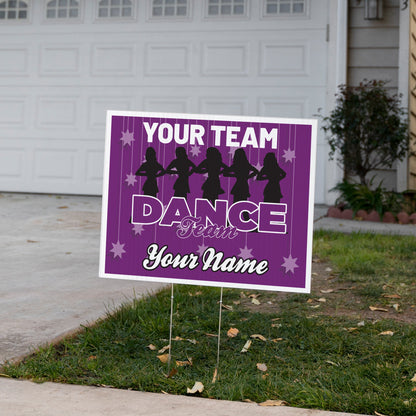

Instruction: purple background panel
[99,111,317,293]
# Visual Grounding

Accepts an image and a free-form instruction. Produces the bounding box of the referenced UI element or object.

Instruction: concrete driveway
[0,192,163,364]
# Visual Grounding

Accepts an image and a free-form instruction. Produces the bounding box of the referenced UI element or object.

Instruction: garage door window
[97,0,133,18]
[46,0,80,19]
[265,0,306,15]
[0,0,29,20]
[151,0,188,17]
[207,0,245,16]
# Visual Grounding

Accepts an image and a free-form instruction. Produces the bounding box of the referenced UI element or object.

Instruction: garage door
[0,0,329,202]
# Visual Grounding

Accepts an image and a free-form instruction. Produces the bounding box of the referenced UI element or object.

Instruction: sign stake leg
[168,283,174,373]
[214,286,224,382]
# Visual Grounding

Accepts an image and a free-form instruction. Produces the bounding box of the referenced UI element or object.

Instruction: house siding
[409,0,416,190]
[348,0,401,190]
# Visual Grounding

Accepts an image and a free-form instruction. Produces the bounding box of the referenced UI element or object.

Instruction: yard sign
[99,111,317,293]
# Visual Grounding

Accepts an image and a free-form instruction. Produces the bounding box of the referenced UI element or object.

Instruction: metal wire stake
[215,286,224,381]
[167,283,174,374]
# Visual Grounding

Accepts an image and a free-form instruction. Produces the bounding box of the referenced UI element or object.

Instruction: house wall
[347,0,401,190]
[409,0,416,189]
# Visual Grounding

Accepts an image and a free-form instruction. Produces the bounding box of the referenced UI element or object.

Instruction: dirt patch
[237,259,416,324]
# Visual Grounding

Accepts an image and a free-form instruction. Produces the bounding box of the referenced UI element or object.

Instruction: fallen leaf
[325,267,332,272]
[412,387,416,392]
[205,333,218,338]
[221,304,233,311]
[256,363,268,372]
[375,412,388,416]
[166,368,177,378]
[369,306,389,312]
[261,373,269,379]
[306,298,314,303]
[312,272,318,276]
[326,360,339,367]
[251,298,261,305]
[27,240,39,243]
[249,294,259,299]
[320,289,334,294]
[357,321,365,327]
[272,338,283,342]
[243,399,255,403]
[227,327,239,338]
[241,340,252,353]
[157,354,169,363]
[378,331,394,336]
[410,373,416,382]
[147,344,157,351]
[176,359,192,367]
[212,368,218,383]
[251,334,267,341]
[87,355,97,361]
[383,294,401,299]
[233,300,241,305]
[158,345,170,354]
[345,327,358,332]
[187,381,204,394]
[259,400,288,407]
[271,323,282,328]
[317,298,327,303]
[271,317,280,321]
[392,304,400,312]
[310,305,320,309]
[173,336,184,341]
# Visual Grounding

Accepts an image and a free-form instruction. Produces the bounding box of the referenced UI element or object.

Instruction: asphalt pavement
[1,192,414,415]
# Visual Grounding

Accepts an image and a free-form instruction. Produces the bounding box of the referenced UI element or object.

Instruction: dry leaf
[233,300,241,305]
[378,331,394,336]
[326,360,339,367]
[317,298,327,303]
[306,298,314,303]
[158,345,170,354]
[187,381,204,394]
[221,304,233,311]
[410,373,416,382]
[87,355,97,361]
[27,239,39,243]
[345,327,358,332]
[176,359,192,367]
[251,298,261,305]
[212,368,218,384]
[147,344,157,351]
[243,399,255,403]
[375,412,388,416]
[157,354,169,363]
[369,306,389,312]
[205,333,218,338]
[241,340,252,353]
[173,336,184,341]
[166,368,177,378]
[357,321,365,327]
[412,387,416,392]
[271,323,282,328]
[392,304,400,312]
[310,305,320,309]
[251,334,267,341]
[256,363,268,372]
[227,327,239,338]
[383,294,401,299]
[320,289,334,294]
[249,294,259,299]
[259,400,288,407]
[325,267,333,272]
[271,317,280,321]
[58,205,68,209]
[261,373,269,379]
[272,338,283,342]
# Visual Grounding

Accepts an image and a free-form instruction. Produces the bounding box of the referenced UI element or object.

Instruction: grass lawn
[2,231,416,415]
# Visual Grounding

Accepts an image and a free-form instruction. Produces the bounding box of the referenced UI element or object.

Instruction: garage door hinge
[326,24,330,42]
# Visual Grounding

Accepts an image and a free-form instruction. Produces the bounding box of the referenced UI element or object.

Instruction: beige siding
[410,0,416,189]
[348,0,400,89]
[347,0,401,190]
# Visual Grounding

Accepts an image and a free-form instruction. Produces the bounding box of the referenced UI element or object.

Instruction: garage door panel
[143,97,191,114]
[0,97,27,127]
[37,97,78,129]
[91,44,137,77]
[39,45,82,77]
[0,46,30,76]
[89,96,135,130]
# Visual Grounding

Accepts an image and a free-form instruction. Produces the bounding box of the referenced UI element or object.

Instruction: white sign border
[99,110,317,294]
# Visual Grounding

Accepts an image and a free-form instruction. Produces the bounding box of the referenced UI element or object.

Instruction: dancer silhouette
[165,147,196,199]
[135,147,164,197]
[194,147,227,205]
[257,152,286,203]
[223,148,258,204]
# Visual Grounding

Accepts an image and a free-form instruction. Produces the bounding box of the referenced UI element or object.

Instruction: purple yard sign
[99,111,317,293]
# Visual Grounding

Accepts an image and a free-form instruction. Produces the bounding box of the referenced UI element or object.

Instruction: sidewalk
[2,193,412,415]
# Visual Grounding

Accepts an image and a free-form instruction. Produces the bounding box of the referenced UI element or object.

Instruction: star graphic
[120,129,134,146]
[239,245,253,260]
[125,172,137,187]
[255,162,262,172]
[132,223,144,236]
[281,254,299,274]
[110,240,126,259]
[197,243,208,257]
[282,148,296,163]
[190,145,201,158]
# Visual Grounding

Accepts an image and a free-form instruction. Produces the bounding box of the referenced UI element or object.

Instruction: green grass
[2,231,416,416]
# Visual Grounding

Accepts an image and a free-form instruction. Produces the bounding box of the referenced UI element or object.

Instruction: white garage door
[0,0,329,202]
